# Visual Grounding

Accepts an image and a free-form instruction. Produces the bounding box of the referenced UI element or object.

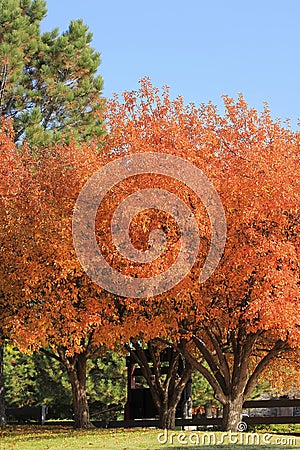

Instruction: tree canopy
[0,79,299,430]
[97,80,300,430]
[0,0,104,147]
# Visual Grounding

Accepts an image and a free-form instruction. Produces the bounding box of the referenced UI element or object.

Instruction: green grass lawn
[0,426,299,450]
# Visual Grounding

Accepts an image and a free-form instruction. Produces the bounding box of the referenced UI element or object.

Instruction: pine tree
[0,0,104,146]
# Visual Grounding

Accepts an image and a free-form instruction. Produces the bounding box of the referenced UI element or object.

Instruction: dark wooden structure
[8,399,300,428]
[94,398,300,428]
[6,398,300,429]
[124,350,192,421]
[6,405,48,424]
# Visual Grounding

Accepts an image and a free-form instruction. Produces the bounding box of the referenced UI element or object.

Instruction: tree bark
[178,329,290,432]
[159,404,176,429]
[153,379,190,430]
[60,351,93,429]
[51,348,94,429]
[42,343,96,429]
[127,341,192,430]
[222,394,244,431]
[0,343,6,426]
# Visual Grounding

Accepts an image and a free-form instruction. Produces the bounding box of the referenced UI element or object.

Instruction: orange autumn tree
[176,95,300,431]
[0,120,29,425]
[0,124,121,428]
[2,78,299,432]
[91,79,300,430]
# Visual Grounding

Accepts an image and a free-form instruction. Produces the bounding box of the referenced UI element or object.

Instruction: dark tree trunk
[156,377,193,429]
[222,394,244,431]
[42,342,96,430]
[127,341,192,430]
[159,404,176,429]
[0,343,6,426]
[65,353,93,429]
[154,383,186,430]
[179,330,290,433]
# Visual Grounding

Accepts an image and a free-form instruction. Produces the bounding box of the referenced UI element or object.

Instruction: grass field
[0,426,299,450]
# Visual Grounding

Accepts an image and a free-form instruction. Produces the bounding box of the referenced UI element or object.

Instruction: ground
[0,426,299,449]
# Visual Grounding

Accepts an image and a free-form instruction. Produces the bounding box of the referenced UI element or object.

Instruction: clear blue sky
[42,0,300,128]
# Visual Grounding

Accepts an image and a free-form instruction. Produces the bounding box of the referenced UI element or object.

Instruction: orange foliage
[98,80,299,346]
[0,121,118,354]
[97,79,300,398]
[0,78,299,401]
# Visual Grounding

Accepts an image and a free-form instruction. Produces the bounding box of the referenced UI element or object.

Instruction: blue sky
[42,0,300,128]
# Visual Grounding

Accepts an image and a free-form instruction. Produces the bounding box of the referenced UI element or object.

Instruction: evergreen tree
[4,347,73,419]
[87,352,127,421]
[0,0,104,146]
[4,348,126,421]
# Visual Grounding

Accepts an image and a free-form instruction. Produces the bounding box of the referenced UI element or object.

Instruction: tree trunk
[222,395,244,431]
[159,404,176,429]
[0,344,6,426]
[127,342,192,430]
[66,353,93,429]
[154,366,192,429]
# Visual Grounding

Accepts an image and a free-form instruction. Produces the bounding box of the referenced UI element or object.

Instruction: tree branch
[244,340,290,398]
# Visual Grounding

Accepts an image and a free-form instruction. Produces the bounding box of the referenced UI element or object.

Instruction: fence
[6,399,300,428]
[94,399,300,428]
